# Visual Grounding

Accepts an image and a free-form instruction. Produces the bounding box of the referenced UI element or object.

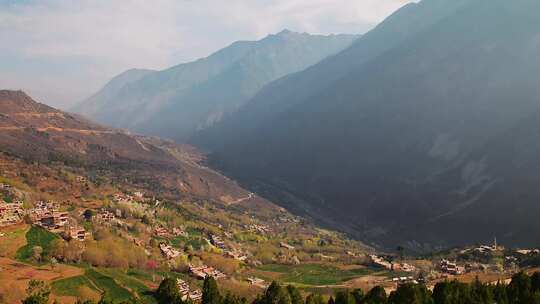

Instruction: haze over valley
[3,1,540,303]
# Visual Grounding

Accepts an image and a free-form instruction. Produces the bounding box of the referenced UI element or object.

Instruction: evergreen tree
[532,272,540,293]
[350,289,364,304]
[493,281,509,304]
[155,277,183,304]
[287,285,303,304]
[335,290,354,304]
[469,277,493,304]
[362,286,387,304]
[388,283,432,304]
[262,281,292,304]
[203,277,222,304]
[223,292,244,304]
[306,294,325,304]
[508,272,532,304]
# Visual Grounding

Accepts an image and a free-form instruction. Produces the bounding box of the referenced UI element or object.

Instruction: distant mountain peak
[0,89,30,100]
[75,31,357,142]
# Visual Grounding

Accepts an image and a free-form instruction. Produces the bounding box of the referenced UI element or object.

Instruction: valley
[3,0,540,303]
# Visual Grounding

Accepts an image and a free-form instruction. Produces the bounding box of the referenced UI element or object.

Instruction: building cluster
[0,200,24,227]
[172,227,189,237]
[246,224,271,234]
[440,259,465,275]
[392,262,416,272]
[247,277,267,288]
[176,279,202,301]
[0,183,24,227]
[189,264,226,280]
[210,234,226,249]
[159,242,182,259]
[370,255,393,269]
[95,209,116,223]
[391,276,418,285]
[29,201,69,230]
[63,225,87,241]
[224,249,248,262]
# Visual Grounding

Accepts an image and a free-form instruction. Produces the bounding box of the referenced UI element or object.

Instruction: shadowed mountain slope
[195,0,540,249]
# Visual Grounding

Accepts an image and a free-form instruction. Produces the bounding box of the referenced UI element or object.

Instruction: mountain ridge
[73,30,358,142]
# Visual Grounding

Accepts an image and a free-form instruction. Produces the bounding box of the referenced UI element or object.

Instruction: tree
[32,246,43,262]
[493,281,509,304]
[335,290,354,304]
[388,283,432,304]
[260,281,291,304]
[508,272,532,304]
[350,289,364,304]
[328,296,335,304]
[286,285,303,304]
[223,293,245,304]
[83,209,95,221]
[155,277,183,304]
[22,280,50,304]
[306,294,325,304]
[362,286,387,304]
[532,272,540,293]
[202,276,222,304]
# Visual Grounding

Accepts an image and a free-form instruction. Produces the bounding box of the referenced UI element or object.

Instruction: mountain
[73,31,358,142]
[194,0,540,249]
[0,89,269,205]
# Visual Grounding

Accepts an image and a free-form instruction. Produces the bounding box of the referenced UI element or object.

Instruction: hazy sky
[0,0,413,109]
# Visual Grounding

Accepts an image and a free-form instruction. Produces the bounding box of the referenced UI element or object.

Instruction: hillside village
[4,148,540,304]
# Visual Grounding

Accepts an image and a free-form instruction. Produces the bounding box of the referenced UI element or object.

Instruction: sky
[0,0,413,109]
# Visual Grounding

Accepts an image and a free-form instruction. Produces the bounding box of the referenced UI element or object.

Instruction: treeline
[20,271,540,304]
[154,271,540,304]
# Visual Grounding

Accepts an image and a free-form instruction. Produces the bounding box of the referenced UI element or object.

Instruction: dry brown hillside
[0,90,268,207]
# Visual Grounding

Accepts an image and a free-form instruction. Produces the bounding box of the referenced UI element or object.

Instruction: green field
[99,268,157,304]
[257,264,371,286]
[52,275,98,297]
[16,226,60,262]
[85,268,133,303]
[51,268,158,303]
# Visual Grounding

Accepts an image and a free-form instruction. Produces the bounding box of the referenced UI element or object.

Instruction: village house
[247,277,267,288]
[392,262,416,273]
[176,279,202,301]
[64,225,87,241]
[210,234,226,249]
[189,264,226,280]
[224,250,248,261]
[440,259,464,275]
[96,209,116,222]
[159,243,181,259]
[247,224,271,234]
[154,227,171,238]
[172,227,188,237]
[279,242,295,250]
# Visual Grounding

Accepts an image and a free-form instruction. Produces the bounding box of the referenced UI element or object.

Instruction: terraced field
[255,264,373,286]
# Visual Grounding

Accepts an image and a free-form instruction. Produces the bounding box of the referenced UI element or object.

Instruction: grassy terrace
[16,226,59,262]
[52,268,158,303]
[256,264,372,286]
